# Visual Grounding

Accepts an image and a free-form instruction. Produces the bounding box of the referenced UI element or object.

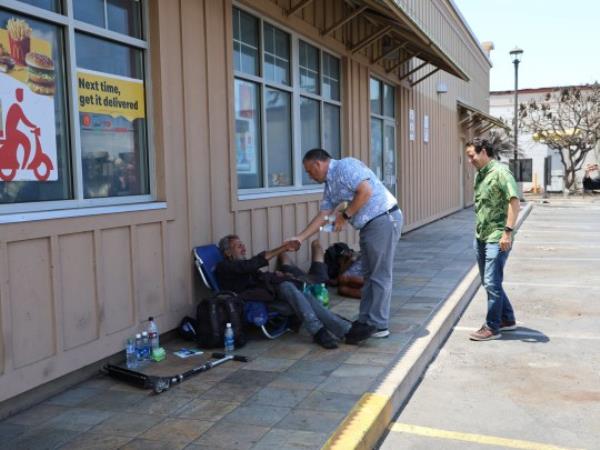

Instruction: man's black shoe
[345,321,375,345]
[314,327,338,349]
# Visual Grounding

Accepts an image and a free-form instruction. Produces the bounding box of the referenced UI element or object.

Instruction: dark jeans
[475,240,516,332]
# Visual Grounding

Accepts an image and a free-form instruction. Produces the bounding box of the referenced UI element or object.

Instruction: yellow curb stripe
[322,393,391,450]
[390,423,582,450]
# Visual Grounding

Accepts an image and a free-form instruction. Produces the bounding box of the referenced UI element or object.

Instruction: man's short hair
[303,148,331,163]
[465,138,495,157]
[218,234,239,255]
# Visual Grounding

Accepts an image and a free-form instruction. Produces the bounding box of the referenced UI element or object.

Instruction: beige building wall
[0,0,489,403]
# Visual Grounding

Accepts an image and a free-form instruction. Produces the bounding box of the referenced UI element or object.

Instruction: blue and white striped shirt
[321,158,397,229]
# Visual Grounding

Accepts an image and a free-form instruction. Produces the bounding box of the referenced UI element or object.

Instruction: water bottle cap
[135,333,141,338]
[148,316,154,321]
[226,322,232,327]
[142,331,148,336]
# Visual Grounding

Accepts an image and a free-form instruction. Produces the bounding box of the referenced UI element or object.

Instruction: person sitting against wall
[215,235,351,349]
[278,241,365,299]
[583,163,600,191]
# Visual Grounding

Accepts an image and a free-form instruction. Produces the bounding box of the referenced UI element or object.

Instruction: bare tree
[519,83,600,192]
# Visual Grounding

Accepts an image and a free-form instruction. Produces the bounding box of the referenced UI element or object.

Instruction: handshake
[283,237,302,252]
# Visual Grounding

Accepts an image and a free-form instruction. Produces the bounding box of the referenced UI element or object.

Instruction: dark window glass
[107,0,142,38]
[322,52,339,101]
[323,103,340,159]
[370,118,383,179]
[76,32,143,78]
[232,8,259,76]
[75,33,148,198]
[74,0,142,38]
[300,96,319,185]
[383,83,394,118]
[370,78,381,115]
[74,0,105,28]
[235,79,262,189]
[299,40,319,94]
[0,10,72,203]
[263,23,289,85]
[18,0,61,13]
[265,88,291,187]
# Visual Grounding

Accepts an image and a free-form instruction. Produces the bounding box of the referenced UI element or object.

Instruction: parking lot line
[389,423,582,450]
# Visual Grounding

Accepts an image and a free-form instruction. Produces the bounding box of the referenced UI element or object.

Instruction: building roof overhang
[458,100,510,133]
[287,0,470,84]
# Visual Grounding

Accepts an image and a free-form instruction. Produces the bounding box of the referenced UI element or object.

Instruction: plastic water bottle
[141,331,150,360]
[147,316,159,351]
[319,215,335,233]
[126,337,137,369]
[135,333,144,362]
[224,323,235,353]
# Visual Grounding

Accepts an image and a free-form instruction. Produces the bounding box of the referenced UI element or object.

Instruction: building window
[370,77,396,194]
[0,0,150,211]
[232,7,342,195]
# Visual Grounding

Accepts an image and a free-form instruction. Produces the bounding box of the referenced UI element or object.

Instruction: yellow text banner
[77,69,145,122]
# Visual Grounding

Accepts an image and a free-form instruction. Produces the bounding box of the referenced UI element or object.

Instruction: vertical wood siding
[0,0,489,402]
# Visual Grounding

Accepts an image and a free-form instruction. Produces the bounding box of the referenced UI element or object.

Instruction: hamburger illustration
[25,52,55,95]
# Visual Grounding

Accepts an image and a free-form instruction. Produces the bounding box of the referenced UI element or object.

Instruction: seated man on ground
[215,235,351,349]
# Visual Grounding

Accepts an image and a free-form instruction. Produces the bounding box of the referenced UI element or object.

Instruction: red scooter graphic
[0,127,53,181]
[0,88,54,181]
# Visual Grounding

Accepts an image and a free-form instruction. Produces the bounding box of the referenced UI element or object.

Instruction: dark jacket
[216,252,300,302]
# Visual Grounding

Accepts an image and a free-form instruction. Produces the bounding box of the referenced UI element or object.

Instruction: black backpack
[324,242,351,279]
[195,292,246,349]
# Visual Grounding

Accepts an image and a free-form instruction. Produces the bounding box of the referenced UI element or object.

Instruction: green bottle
[312,283,329,308]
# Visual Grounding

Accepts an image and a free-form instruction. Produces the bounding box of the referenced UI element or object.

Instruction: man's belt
[363,205,399,228]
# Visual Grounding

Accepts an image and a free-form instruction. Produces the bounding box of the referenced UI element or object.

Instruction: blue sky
[453,0,600,91]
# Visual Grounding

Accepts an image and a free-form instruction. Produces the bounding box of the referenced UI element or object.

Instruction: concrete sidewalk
[0,206,494,450]
[380,198,600,449]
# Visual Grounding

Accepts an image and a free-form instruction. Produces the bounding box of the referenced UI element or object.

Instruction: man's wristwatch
[504,226,514,233]
[342,210,352,221]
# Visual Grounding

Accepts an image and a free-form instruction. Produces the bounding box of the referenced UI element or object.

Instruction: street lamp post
[510,46,523,198]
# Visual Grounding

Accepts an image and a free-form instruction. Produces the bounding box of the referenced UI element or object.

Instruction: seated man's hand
[284,237,302,251]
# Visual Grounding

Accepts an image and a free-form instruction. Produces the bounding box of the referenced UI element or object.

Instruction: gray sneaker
[372,328,390,338]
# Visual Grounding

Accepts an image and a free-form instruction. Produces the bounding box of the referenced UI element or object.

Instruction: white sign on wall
[424,114,429,143]
[409,109,415,141]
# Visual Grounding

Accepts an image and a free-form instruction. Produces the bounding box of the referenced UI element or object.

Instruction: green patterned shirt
[474,160,519,243]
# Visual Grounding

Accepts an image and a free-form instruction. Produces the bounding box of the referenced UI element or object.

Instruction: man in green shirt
[465,139,520,341]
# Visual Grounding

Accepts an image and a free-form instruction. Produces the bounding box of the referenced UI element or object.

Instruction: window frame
[233,4,342,200]
[0,0,156,218]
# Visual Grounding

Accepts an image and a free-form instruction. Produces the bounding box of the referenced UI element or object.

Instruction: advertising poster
[77,68,145,198]
[424,114,430,143]
[0,17,57,181]
[77,68,145,122]
[409,109,416,142]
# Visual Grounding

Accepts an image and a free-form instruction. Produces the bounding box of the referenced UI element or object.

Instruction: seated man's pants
[276,281,350,338]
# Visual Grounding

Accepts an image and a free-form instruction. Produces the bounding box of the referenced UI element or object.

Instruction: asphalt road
[378,199,600,450]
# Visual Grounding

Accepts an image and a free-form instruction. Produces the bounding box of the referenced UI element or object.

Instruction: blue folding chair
[193,245,290,339]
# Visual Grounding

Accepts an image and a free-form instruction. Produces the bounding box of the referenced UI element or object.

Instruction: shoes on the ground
[469,325,501,341]
[499,320,517,331]
[372,328,390,338]
[314,327,338,349]
[345,321,375,345]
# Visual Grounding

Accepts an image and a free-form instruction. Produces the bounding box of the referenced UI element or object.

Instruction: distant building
[491,86,597,193]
